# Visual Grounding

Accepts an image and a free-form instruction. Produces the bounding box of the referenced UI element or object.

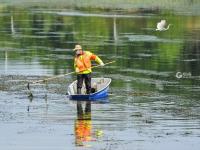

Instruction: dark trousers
[77,101,91,120]
[77,73,91,94]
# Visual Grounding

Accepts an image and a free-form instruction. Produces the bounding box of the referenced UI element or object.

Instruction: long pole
[27,60,115,90]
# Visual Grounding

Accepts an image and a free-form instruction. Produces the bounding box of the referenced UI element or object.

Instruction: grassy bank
[0,0,200,14]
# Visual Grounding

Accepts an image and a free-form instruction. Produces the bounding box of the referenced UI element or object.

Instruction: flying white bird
[156,20,171,31]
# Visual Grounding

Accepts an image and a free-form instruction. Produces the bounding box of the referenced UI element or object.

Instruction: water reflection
[0,2,200,149]
[74,101,103,147]
[11,15,16,36]
[75,101,92,146]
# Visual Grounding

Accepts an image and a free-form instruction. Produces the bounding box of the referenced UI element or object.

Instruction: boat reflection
[74,101,103,147]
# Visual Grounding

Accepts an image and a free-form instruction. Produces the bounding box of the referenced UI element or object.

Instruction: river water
[0,1,200,150]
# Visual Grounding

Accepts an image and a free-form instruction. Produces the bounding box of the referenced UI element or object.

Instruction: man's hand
[100,62,105,67]
[75,68,79,73]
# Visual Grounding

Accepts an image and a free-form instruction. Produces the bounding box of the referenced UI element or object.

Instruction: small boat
[68,78,111,101]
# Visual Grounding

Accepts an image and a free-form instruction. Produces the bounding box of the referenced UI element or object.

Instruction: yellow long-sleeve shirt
[74,51,103,74]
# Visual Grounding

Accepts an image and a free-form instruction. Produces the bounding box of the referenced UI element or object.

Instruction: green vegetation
[0,2,199,99]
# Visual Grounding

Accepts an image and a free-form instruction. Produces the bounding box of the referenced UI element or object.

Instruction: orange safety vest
[75,120,92,142]
[74,51,97,73]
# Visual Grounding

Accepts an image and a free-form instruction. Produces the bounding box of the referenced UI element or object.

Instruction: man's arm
[89,51,104,66]
[95,56,104,66]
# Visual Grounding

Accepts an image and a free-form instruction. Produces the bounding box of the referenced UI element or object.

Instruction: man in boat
[73,44,104,94]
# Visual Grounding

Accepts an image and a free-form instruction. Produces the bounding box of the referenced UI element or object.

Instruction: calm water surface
[0,1,200,150]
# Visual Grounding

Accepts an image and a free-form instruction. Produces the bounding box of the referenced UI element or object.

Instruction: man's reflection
[75,101,92,146]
